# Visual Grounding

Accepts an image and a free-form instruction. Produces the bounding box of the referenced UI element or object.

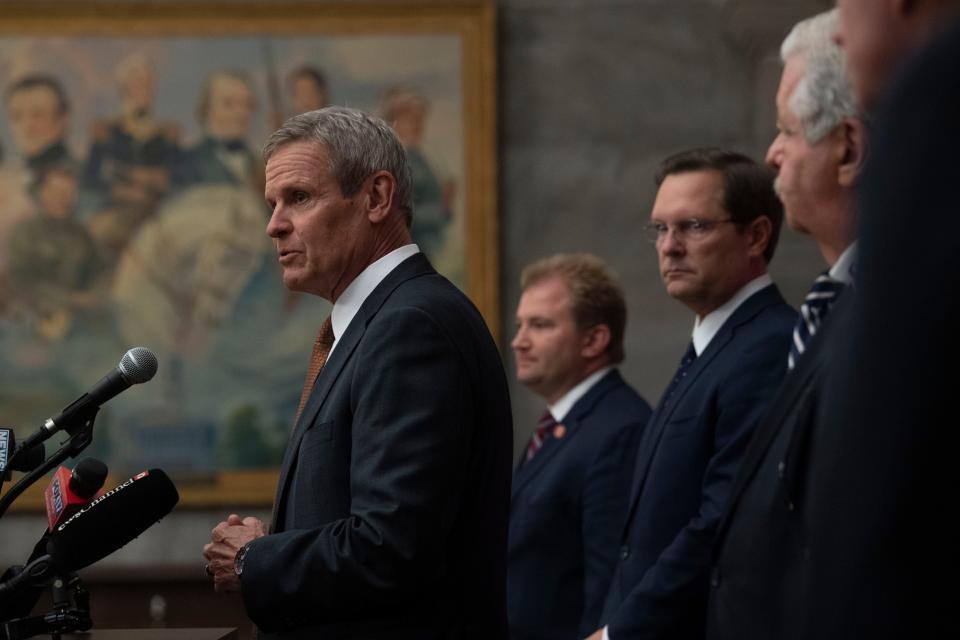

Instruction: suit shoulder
[582,381,652,433]
[739,299,795,345]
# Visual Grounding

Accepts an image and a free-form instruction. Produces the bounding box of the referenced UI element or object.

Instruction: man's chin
[664,281,693,302]
[516,371,541,388]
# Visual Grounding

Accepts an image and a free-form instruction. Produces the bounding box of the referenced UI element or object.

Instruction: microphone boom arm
[0,407,98,520]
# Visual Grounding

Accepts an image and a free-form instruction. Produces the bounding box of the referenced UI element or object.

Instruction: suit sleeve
[241,305,471,630]
[579,418,646,636]
[608,338,788,639]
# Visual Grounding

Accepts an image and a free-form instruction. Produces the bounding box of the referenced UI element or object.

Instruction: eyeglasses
[643,218,735,244]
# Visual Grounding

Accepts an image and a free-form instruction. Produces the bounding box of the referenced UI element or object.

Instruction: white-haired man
[705,10,865,639]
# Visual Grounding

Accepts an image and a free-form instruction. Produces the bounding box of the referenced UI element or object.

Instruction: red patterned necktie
[294,316,335,423]
[525,410,558,462]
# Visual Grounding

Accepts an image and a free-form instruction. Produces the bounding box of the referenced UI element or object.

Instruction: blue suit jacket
[601,284,794,640]
[241,253,514,639]
[508,369,652,640]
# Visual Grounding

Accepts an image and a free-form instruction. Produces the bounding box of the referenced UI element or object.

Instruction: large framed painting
[0,0,497,508]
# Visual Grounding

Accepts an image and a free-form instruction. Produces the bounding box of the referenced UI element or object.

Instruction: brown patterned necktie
[294,316,335,423]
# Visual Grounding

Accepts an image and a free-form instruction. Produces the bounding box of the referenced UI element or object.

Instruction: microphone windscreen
[47,468,179,573]
[118,347,158,385]
[69,458,109,499]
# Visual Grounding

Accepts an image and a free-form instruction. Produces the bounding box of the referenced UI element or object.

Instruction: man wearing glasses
[589,148,794,640]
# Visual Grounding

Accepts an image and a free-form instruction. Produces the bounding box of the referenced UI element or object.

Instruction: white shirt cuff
[602,626,611,640]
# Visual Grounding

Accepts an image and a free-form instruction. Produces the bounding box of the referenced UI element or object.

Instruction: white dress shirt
[548,366,614,423]
[327,244,420,358]
[829,241,857,285]
[691,273,774,356]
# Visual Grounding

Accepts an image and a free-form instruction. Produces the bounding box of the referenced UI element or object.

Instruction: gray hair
[263,106,413,224]
[780,9,858,144]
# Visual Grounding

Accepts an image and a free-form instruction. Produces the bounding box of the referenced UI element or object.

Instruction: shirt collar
[691,273,773,356]
[330,244,420,350]
[548,366,614,423]
[828,241,857,284]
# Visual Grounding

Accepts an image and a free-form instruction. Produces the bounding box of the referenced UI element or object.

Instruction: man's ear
[581,324,612,360]
[746,215,773,260]
[837,118,867,188]
[365,171,396,223]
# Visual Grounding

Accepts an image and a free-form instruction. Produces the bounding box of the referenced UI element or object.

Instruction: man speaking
[203,106,513,639]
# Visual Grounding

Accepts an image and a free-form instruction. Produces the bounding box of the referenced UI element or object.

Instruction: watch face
[234,544,247,576]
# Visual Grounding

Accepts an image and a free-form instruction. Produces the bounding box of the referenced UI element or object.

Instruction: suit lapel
[511,370,623,502]
[716,290,852,542]
[271,253,436,528]
[625,332,728,508]
[623,285,787,529]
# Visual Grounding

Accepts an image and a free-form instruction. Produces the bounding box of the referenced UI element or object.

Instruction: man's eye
[293,191,309,204]
[685,220,707,232]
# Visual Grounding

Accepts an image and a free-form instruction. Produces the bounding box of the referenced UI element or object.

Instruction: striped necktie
[525,410,558,463]
[788,271,845,370]
[294,316,335,423]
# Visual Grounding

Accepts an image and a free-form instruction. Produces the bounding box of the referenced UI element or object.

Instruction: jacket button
[620,546,630,560]
[778,461,786,479]
[710,566,721,587]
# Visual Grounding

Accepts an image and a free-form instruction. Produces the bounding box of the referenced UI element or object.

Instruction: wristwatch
[234,542,251,576]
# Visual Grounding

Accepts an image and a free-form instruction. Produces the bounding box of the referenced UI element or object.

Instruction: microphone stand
[0,407,98,520]
[0,571,92,640]
[0,411,98,639]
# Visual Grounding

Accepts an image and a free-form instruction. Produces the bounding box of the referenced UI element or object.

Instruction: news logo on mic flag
[45,460,109,532]
[0,428,10,473]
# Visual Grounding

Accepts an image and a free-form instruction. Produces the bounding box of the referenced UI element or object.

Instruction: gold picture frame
[0,0,497,509]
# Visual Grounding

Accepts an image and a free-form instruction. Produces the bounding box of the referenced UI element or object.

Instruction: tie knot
[537,410,556,431]
[808,272,845,295]
[681,341,697,366]
[525,411,558,462]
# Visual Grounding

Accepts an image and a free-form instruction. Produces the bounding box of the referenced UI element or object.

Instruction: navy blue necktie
[662,342,697,403]
[788,271,845,370]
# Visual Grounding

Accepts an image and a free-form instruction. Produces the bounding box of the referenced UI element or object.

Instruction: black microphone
[0,429,45,481]
[47,347,159,434]
[12,348,158,460]
[46,468,179,574]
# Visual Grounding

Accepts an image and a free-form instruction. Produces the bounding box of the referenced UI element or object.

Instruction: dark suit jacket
[241,253,514,639]
[705,292,852,640]
[508,370,652,640]
[177,137,260,188]
[601,284,794,640]
[798,17,960,638]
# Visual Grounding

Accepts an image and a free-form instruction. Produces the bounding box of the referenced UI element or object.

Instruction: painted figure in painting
[179,69,262,191]
[381,85,455,262]
[82,53,181,262]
